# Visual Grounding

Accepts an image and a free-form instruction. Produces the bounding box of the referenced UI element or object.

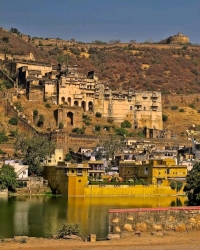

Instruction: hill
[1,28,200,94]
[1,28,200,149]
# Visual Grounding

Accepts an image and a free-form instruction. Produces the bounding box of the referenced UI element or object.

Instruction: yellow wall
[84,185,185,196]
[68,175,88,196]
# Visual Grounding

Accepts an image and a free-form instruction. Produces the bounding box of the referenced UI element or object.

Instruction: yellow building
[119,158,187,185]
[43,162,89,196]
[87,160,105,179]
[43,159,186,197]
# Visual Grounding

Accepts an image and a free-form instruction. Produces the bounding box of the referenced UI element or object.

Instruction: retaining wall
[109,206,200,234]
[84,185,184,196]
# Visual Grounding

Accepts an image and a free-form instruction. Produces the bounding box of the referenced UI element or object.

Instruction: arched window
[67,97,71,106]
[88,101,93,111]
[67,112,73,125]
[74,100,79,106]
[130,106,132,110]
[82,101,86,111]
[61,97,65,104]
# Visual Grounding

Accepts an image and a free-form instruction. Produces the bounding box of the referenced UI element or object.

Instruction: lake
[0,195,187,239]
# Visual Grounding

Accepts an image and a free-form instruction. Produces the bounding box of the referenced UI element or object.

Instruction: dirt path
[0,231,199,250]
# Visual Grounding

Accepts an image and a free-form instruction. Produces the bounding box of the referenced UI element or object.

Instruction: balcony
[74,94,83,99]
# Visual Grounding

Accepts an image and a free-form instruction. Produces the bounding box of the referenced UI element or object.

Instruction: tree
[65,153,72,162]
[96,138,122,160]
[14,134,56,176]
[0,164,17,191]
[184,162,200,205]
[95,112,102,118]
[121,120,132,128]
[162,114,168,122]
[109,39,121,44]
[10,27,21,35]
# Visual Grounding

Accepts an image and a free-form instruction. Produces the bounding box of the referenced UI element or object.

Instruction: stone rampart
[109,206,200,234]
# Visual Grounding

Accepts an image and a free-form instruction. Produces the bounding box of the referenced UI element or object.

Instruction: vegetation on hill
[0,28,52,62]
[1,27,200,94]
[1,27,200,144]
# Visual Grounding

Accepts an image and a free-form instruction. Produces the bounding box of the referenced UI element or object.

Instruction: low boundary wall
[109,206,200,234]
[84,185,184,196]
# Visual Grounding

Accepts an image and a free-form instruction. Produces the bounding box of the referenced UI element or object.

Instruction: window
[77,169,83,176]
[23,171,26,175]
[78,180,81,183]
[71,170,74,173]
[59,157,61,160]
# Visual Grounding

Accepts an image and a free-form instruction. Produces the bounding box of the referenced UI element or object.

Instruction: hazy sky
[0,0,199,43]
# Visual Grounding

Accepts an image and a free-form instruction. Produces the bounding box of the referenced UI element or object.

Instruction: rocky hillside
[1,27,200,147]
[0,28,200,94]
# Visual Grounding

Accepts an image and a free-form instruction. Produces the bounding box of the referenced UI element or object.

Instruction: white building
[4,160,28,180]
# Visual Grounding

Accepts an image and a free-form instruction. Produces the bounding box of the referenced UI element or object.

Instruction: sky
[0,0,200,44]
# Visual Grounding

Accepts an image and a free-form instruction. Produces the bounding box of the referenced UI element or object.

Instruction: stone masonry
[109,207,200,234]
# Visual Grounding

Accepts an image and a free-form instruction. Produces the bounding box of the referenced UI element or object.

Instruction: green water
[0,195,187,239]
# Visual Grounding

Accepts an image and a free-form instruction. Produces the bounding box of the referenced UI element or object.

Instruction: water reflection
[0,195,187,239]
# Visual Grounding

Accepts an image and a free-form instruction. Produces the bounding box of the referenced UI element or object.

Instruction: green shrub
[170,181,176,190]
[45,103,51,108]
[121,120,132,128]
[9,129,18,137]
[107,118,114,123]
[58,122,64,129]
[189,103,195,109]
[33,109,38,119]
[179,108,185,112]
[84,120,91,126]
[115,127,129,136]
[82,115,91,125]
[9,117,18,125]
[129,131,137,137]
[13,102,23,112]
[72,127,85,134]
[0,131,8,143]
[171,106,178,110]
[56,223,80,239]
[72,127,79,133]
[0,80,12,90]
[95,125,101,131]
[65,153,72,161]
[37,115,44,127]
[136,131,145,138]
[2,36,9,43]
[162,114,168,122]
[95,112,102,118]
[170,181,183,192]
